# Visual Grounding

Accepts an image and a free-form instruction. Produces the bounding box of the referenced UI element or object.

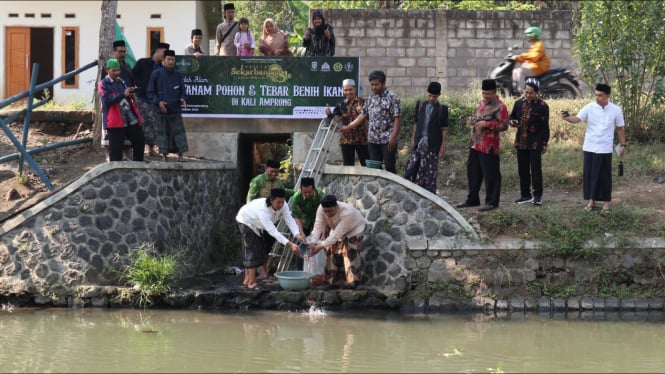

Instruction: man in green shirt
[246,159,289,203]
[290,177,324,236]
[290,177,323,271]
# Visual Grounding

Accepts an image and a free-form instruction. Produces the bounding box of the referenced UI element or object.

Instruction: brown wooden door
[5,27,31,98]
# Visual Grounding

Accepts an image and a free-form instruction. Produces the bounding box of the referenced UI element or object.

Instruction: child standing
[234,18,256,56]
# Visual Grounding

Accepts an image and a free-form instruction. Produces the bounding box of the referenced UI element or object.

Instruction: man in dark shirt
[132,42,169,157]
[147,50,189,162]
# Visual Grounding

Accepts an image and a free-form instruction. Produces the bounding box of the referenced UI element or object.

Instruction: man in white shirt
[236,188,305,289]
[308,195,366,289]
[562,83,626,213]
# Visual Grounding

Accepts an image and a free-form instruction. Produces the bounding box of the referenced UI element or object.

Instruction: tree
[574,0,665,141]
[234,0,309,55]
[92,0,117,148]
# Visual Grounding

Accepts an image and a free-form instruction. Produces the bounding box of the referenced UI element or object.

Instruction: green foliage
[574,0,665,141]
[124,243,181,308]
[304,0,550,10]
[15,172,29,185]
[234,0,309,56]
[596,268,632,298]
[527,281,576,298]
[454,0,535,11]
[412,281,464,299]
[477,210,523,237]
[537,205,644,259]
[488,362,505,374]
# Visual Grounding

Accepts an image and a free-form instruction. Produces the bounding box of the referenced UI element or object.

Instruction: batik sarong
[136,97,158,146]
[404,137,439,193]
[325,235,363,286]
[157,113,189,154]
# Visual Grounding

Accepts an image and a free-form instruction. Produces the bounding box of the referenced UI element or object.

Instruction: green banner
[175,56,360,119]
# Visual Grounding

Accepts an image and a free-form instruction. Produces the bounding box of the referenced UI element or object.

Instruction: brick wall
[326,9,575,98]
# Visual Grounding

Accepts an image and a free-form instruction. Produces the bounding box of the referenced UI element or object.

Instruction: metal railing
[0,60,98,190]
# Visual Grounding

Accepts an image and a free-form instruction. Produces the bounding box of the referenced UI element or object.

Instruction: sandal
[245,283,261,290]
[584,204,594,212]
[601,208,611,215]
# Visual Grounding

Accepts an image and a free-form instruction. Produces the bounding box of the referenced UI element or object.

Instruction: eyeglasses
[116,49,127,54]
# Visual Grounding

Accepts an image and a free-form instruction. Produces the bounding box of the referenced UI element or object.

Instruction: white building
[0,0,217,106]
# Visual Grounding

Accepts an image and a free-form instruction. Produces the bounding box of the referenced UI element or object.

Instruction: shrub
[124,243,181,308]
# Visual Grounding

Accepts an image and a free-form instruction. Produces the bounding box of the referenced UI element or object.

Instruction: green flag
[115,22,136,68]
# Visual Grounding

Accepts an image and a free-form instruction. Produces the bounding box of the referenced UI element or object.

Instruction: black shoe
[478,204,497,212]
[456,201,480,208]
[532,196,542,205]
[515,195,534,204]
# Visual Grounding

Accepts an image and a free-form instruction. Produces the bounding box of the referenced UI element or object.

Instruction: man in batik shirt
[457,79,509,212]
[325,78,369,166]
[343,70,401,173]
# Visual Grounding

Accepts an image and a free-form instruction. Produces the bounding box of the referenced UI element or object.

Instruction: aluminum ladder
[266,115,341,273]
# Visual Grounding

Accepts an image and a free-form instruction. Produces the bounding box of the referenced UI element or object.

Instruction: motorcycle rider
[512,26,550,94]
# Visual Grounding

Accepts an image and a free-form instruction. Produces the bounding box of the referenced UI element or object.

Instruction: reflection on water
[2,306,665,373]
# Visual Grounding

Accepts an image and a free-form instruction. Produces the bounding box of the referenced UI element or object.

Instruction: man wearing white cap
[325,78,369,166]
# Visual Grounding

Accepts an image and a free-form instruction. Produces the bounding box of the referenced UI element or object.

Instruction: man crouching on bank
[307,195,366,289]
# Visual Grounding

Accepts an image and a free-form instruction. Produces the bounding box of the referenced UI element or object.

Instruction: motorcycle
[489,46,582,99]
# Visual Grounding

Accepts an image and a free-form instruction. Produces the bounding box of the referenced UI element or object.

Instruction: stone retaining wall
[320,165,477,296]
[2,163,665,313]
[0,162,239,297]
[401,245,665,313]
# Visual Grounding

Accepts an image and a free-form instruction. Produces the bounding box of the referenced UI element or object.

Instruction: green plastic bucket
[365,160,382,169]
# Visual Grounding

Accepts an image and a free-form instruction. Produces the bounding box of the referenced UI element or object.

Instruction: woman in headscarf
[259,18,292,56]
[303,10,335,56]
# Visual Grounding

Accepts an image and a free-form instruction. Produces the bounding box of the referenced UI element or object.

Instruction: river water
[2,307,665,373]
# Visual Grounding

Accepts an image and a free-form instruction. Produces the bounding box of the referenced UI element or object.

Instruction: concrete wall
[329,9,575,97]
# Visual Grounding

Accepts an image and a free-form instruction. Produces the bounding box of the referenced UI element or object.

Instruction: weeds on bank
[476,202,651,259]
[527,281,576,298]
[15,172,29,185]
[123,243,182,308]
[7,89,91,111]
[398,91,665,240]
[596,267,633,298]
[411,281,463,300]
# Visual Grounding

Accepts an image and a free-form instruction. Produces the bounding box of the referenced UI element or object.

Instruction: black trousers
[107,125,145,162]
[583,151,612,201]
[465,148,501,206]
[368,143,397,173]
[340,144,369,166]
[517,148,543,198]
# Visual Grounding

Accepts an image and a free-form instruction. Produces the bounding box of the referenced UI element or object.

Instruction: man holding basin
[307,194,366,289]
[236,188,306,290]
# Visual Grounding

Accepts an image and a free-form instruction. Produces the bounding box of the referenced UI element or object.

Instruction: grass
[15,172,29,185]
[124,243,182,308]
[397,88,665,249]
[6,89,91,111]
